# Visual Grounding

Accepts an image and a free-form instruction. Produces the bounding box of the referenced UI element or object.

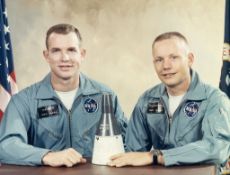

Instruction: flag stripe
[0,84,11,111]
[0,109,3,121]
[0,0,17,120]
[9,75,18,94]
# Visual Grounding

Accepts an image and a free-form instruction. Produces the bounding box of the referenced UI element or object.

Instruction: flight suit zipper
[54,97,74,147]
[160,98,172,133]
[67,95,81,148]
[168,115,172,129]
[68,109,73,147]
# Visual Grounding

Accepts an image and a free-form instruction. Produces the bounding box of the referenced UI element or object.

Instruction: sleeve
[125,99,152,152]
[162,94,230,166]
[0,95,50,166]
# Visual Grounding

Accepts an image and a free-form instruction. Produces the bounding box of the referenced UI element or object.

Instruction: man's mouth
[162,73,176,78]
[59,65,73,70]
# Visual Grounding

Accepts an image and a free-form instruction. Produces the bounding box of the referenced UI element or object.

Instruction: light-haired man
[108,32,230,172]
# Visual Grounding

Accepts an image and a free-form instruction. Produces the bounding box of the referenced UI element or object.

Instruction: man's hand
[42,148,87,167]
[107,152,153,167]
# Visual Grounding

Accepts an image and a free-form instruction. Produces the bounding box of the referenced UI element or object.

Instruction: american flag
[0,0,17,121]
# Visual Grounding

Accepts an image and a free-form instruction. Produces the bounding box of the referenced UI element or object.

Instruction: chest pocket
[175,101,205,143]
[70,95,102,156]
[78,95,101,132]
[33,103,65,145]
[146,112,167,142]
[36,115,64,139]
[144,99,167,140]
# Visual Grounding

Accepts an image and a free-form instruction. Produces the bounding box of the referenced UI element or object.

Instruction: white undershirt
[168,93,185,117]
[55,88,78,110]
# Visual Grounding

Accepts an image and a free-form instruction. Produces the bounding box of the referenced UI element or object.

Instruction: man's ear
[43,50,49,62]
[188,52,194,67]
[80,48,86,60]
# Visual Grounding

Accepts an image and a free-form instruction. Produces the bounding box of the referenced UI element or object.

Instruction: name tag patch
[147,101,164,114]
[184,102,199,118]
[37,104,59,118]
[84,98,98,113]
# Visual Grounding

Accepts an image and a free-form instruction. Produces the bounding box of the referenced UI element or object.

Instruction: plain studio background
[6,0,225,117]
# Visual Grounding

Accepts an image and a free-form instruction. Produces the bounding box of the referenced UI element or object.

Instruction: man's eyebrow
[50,47,60,51]
[154,56,163,59]
[68,47,77,49]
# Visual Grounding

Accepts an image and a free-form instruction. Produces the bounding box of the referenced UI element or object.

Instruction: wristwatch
[152,149,162,165]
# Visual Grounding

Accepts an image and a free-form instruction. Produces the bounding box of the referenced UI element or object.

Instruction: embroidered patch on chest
[37,104,59,118]
[84,98,98,113]
[184,102,199,118]
[147,101,164,114]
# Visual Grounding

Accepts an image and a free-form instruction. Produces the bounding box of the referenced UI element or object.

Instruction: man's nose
[163,59,172,69]
[61,52,70,61]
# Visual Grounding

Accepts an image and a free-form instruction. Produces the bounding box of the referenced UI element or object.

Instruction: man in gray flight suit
[108,32,230,173]
[0,23,127,167]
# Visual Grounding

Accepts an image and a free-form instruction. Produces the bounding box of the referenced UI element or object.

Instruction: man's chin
[57,74,73,80]
[58,72,77,80]
[62,77,72,80]
[163,80,178,88]
[166,84,177,88]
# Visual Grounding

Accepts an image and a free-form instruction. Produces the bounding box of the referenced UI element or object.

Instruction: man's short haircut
[46,23,82,49]
[152,31,189,48]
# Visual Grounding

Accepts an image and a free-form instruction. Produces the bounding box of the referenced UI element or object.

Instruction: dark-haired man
[0,23,127,167]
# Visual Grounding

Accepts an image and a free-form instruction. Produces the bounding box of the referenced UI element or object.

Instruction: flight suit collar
[36,73,56,99]
[36,73,100,99]
[184,70,207,101]
[76,73,101,96]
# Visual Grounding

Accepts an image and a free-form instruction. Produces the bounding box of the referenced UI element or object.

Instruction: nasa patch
[84,98,98,113]
[184,102,199,118]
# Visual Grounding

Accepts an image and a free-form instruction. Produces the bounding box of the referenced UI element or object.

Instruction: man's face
[152,38,193,89]
[43,32,85,81]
